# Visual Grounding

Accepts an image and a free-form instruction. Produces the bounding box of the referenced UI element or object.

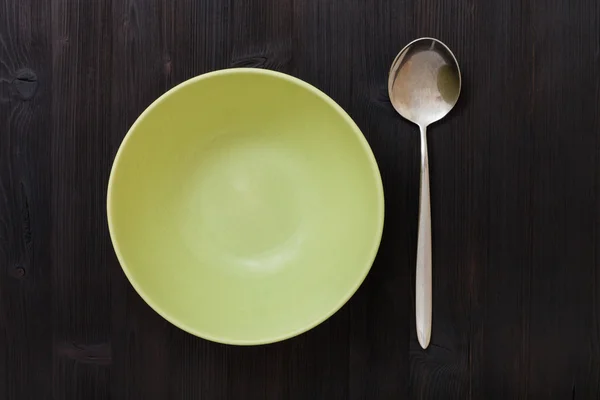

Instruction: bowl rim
[107,67,385,345]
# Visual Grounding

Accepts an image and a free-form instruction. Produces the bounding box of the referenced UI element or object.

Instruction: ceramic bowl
[107,68,384,344]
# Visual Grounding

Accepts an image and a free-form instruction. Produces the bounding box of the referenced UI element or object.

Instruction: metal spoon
[387,38,461,349]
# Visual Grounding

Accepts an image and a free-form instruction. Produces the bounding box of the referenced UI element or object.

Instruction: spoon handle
[416,125,432,349]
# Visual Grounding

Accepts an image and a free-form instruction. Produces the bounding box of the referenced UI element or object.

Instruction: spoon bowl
[388,38,461,126]
[388,38,461,349]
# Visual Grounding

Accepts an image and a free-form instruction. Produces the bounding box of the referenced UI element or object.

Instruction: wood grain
[1,0,600,398]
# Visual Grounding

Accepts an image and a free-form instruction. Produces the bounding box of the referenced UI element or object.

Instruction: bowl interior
[108,69,384,344]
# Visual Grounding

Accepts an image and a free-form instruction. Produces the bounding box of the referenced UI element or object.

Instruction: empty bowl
[107,68,384,344]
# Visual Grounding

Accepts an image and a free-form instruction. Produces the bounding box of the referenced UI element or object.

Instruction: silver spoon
[387,37,461,349]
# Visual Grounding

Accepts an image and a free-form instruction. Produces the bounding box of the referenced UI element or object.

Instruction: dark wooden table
[2,0,600,398]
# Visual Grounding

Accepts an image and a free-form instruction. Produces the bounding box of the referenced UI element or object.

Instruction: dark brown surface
[1,0,600,398]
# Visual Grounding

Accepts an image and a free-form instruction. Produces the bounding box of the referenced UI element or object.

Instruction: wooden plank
[465,1,535,398]
[50,0,113,398]
[0,0,53,398]
[526,0,600,397]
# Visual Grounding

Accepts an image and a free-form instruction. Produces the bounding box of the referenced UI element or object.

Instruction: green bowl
[107,68,384,345]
